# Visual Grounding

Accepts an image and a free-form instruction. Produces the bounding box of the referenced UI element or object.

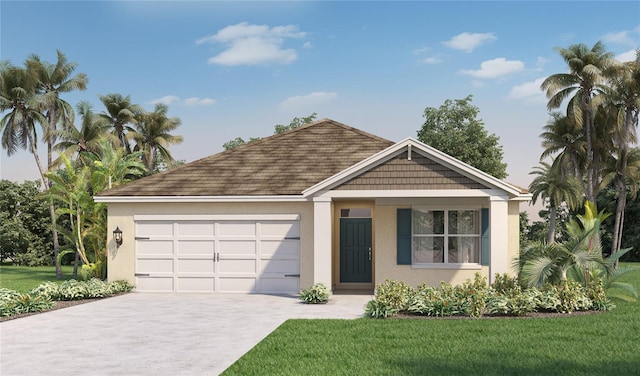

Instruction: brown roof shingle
[99,119,394,196]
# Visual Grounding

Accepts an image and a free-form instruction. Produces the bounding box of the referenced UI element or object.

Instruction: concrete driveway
[0,292,371,376]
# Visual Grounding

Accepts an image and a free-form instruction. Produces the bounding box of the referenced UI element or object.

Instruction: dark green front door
[340,218,372,283]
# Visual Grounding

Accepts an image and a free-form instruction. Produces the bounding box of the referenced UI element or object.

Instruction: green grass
[223,263,640,376]
[0,265,76,292]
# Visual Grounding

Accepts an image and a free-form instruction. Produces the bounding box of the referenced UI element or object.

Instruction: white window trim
[411,207,482,266]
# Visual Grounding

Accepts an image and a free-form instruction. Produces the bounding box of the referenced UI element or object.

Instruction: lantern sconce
[113,226,123,248]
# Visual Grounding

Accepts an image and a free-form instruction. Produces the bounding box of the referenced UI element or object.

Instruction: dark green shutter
[481,208,490,266]
[397,208,412,265]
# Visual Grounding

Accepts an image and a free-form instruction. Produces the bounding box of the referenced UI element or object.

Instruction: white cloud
[422,56,442,64]
[616,49,638,62]
[197,22,306,66]
[183,97,217,106]
[603,31,634,46]
[303,41,312,49]
[443,32,496,52]
[147,95,180,105]
[147,95,216,107]
[508,77,547,104]
[459,58,525,78]
[278,92,337,112]
[412,47,430,55]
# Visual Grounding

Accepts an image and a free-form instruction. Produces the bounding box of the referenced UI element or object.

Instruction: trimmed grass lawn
[223,263,640,376]
[0,265,75,292]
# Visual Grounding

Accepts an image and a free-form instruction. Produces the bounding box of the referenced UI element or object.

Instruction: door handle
[368,247,372,261]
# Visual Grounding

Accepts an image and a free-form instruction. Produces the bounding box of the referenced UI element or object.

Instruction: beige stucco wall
[373,204,490,288]
[507,200,521,275]
[106,201,315,288]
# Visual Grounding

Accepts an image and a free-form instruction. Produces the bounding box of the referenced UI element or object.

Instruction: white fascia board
[93,195,309,203]
[318,189,507,199]
[134,214,300,221]
[303,137,526,198]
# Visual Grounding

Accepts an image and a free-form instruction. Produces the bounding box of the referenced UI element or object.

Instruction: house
[95,119,531,294]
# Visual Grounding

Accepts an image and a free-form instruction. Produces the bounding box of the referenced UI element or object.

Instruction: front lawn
[223,263,640,376]
[0,265,75,292]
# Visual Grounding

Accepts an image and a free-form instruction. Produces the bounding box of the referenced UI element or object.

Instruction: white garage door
[133,215,300,293]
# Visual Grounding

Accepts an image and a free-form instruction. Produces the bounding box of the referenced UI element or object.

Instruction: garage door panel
[137,222,173,237]
[137,240,173,256]
[177,222,215,237]
[261,240,299,257]
[219,240,256,255]
[260,259,299,274]
[177,259,215,274]
[219,222,256,236]
[136,277,174,292]
[177,277,215,292]
[177,240,214,255]
[261,222,299,237]
[138,258,173,273]
[260,277,298,294]
[219,277,257,293]
[219,259,256,273]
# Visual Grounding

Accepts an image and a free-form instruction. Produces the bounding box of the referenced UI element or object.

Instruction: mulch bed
[0,293,127,322]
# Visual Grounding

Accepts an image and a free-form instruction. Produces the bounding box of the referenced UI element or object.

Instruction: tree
[529,160,583,243]
[540,112,586,188]
[98,93,143,152]
[45,141,145,278]
[598,50,640,256]
[599,148,640,256]
[131,103,183,174]
[0,62,48,182]
[541,41,616,204]
[274,112,317,134]
[223,113,317,150]
[417,95,507,179]
[0,180,52,265]
[54,101,114,165]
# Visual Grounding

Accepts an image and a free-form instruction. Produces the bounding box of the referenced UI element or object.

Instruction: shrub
[30,279,134,302]
[0,288,53,317]
[365,299,396,319]
[374,279,414,312]
[299,283,330,304]
[486,288,537,316]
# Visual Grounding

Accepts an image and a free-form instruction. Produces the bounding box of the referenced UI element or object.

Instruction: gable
[335,151,488,191]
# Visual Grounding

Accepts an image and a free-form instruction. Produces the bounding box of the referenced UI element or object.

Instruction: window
[412,209,480,264]
[340,208,372,218]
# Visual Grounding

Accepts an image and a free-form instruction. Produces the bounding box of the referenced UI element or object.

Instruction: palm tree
[540,112,586,188]
[26,51,88,175]
[521,202,613,288]
[54,101,115,165]
[598,51,640,256]
[529,160,583,243]
[600,148,640,256]
[0,62,48,181]
[130,103,183,174]
[25,52,88,279]
[541,41,616,204]
[98,93,143,153]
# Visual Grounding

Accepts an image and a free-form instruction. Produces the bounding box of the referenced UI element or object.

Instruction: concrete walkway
[0,292,372,376]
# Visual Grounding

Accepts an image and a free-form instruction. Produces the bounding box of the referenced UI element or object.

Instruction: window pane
[413,236,444,263]
[448,237,479,263]
[413,210,444,235]
[448,210,479,234]
[340,208,371,218]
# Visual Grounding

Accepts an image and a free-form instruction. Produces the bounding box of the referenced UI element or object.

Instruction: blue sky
[1,1,639,194]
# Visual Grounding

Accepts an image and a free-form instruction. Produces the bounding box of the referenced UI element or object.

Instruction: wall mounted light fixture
[113,226,123,247]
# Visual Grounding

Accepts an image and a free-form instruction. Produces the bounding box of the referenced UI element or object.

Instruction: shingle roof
[98,119,394,196]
